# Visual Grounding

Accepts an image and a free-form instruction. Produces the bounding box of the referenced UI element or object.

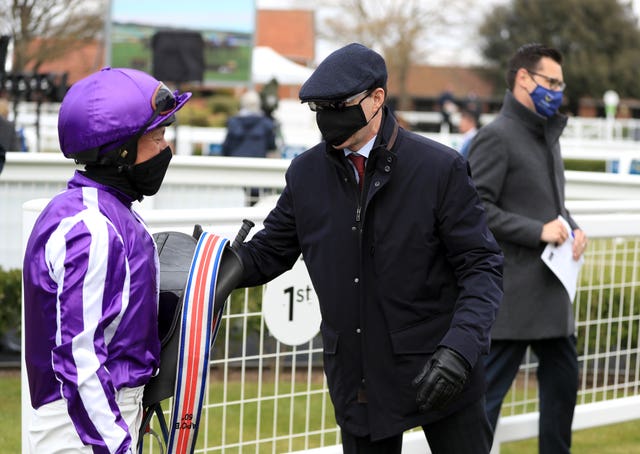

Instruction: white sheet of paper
[540,215,585,302]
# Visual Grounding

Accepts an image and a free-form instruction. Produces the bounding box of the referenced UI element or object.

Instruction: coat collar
[372,106,399,153]
[501,90,567,144]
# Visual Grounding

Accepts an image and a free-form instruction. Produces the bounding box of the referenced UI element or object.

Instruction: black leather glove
[412,346,471,413]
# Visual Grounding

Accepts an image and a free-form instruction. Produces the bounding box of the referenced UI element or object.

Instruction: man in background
[467,43,588,454]
[222,90,277,158]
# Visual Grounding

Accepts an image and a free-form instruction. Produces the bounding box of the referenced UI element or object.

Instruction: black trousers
[484,336,579,454]
[340,398,492,454]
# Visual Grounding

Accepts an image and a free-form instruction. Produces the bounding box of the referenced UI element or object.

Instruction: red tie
[348,153,366,191]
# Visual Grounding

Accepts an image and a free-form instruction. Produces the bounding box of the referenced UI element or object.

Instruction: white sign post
[262,257,321,346]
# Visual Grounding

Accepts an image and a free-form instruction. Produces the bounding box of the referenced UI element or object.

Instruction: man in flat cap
[235,43,503,453]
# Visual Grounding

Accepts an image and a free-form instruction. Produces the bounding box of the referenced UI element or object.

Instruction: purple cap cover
[58,67,191,158]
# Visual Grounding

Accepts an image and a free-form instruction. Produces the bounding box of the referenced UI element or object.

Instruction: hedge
[0,268,21,343]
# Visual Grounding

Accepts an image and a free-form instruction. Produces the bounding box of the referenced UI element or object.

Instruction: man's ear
[515,68,530,90]
[373,87,386,108]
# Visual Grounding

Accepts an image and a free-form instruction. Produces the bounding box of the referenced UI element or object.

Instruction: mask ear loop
[364,87,385,126]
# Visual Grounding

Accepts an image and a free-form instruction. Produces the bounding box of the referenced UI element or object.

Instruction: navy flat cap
[299,43,387,102]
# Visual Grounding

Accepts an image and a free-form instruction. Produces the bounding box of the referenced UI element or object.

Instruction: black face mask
[129,146,173,196]
[316,104,369,147]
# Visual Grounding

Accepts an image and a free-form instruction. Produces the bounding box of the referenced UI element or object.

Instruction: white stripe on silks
[76,189,128,452]
[166,232,228,454]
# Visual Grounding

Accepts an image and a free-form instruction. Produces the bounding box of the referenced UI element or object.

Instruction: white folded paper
[540,215,585,302]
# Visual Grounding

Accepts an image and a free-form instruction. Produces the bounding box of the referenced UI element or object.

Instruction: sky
[110,0,256,33]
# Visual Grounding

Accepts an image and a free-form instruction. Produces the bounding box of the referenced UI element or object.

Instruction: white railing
[20,200,640,453]
[397,111,640,142]
[4,153,640,270]
[1,153,290,269]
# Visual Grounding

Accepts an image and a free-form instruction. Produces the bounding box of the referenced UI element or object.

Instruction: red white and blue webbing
[166,232,228,454]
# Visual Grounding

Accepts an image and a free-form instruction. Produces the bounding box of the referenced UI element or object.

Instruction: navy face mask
[530,84,563,118]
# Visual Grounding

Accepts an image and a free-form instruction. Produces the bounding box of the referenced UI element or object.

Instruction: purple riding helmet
[57,67,191,164]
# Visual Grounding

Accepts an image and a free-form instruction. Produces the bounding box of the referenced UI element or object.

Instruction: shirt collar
[343,135,376,159]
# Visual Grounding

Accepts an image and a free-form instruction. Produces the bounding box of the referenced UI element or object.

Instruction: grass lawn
[0,370,21,451]
[3,369,639,452]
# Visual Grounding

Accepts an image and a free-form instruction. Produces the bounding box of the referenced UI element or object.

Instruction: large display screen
[109,1,255,84]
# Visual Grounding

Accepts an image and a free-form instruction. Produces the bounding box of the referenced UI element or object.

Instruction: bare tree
[318,0,470,110]
[1,0,104,74]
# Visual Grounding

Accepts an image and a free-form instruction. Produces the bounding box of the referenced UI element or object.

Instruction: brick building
[255,9,315,67]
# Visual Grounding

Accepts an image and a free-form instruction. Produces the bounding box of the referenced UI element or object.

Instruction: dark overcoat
[467,91,578,340]
[237,107,503,439]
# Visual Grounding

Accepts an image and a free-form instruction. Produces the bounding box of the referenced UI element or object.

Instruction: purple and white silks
[23,171,161,453]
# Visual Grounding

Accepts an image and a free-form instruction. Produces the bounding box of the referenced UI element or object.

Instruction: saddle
[138,222,252,452]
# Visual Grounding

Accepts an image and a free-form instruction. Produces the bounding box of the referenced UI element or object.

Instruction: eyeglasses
[527,70,566,92]
[308,89,371,112]
[151,82,177,115]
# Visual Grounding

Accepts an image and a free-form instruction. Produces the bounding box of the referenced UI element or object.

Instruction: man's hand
[541,218,570,244]
[572,228,588,260]
[411,347,471,413]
